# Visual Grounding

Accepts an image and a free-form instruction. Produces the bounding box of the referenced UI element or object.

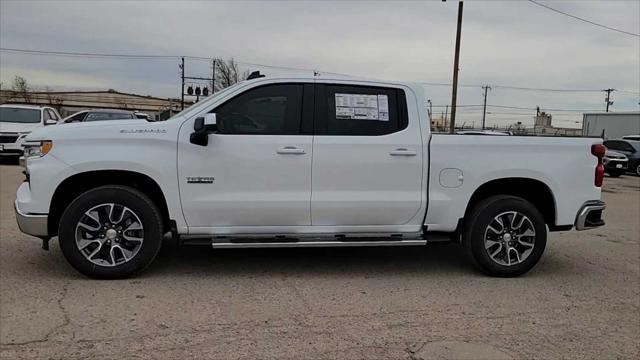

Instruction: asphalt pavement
[1,163,638,359]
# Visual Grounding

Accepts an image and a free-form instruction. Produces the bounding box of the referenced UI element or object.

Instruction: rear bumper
[574,200,605,231]
[14,200,49,238]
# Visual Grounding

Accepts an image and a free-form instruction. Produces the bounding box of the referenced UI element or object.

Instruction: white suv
[0,104,61,157]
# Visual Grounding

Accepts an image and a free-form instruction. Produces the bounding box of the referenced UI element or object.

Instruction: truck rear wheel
[58,185,163,279]
[463,195,547,277]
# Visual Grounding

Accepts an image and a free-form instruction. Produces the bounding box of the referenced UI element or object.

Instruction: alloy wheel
[75,203,144,267]
[483,211,536,266]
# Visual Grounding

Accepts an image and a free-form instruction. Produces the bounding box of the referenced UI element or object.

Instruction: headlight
[23,140,53,158]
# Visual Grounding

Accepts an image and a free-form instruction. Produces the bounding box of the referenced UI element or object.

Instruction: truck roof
[243,73,419,88]
[0,104,45,110]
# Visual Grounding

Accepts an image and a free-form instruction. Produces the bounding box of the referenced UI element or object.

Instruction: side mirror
[190,114,217,146]
[45,119,57,126]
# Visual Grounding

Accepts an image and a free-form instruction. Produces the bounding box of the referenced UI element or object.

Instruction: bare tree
[213,58,249,92]
[12,75,31,103]
[43,86,64,111]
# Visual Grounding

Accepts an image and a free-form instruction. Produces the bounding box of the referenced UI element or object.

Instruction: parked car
[61,109,137,123]
[0,104,60,157]
[603,139,640,176]
[16,76,606,279]
[602,150,628,177]
[622,135,640,141]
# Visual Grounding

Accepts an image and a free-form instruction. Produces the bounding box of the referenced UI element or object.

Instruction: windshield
[85,112,135,121]
[0,108,41,123]
[167,82,244,120]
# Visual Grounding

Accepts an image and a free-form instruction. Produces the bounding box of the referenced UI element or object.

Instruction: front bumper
[14,200,49,238]
[603,158,628,170]
[575,200,605,231]
[0,134,27,156]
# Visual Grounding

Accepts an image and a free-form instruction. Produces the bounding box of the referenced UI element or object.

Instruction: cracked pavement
[1,164,639,359]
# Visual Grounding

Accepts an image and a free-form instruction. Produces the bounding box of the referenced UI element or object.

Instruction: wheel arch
[48,170,171,236]
[463,177,559,230]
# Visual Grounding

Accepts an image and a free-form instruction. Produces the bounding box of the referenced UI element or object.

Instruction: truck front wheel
[58,185,164,279]
[463,195,547,277]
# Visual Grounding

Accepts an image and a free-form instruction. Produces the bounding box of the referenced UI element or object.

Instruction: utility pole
[180,57,185,110]
[211,59,217,94]
[603,88,614,112]
[449,1,464,134]
[481,85,491,129]
[444,105,449,127]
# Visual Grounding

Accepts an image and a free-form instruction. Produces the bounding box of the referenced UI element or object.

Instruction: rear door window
[315,84,407,136]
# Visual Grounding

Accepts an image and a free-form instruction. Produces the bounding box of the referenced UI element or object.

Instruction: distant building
[533,111,582,136]
[582,112,640,139]
[0,89,192,121]
[534,111,552,128]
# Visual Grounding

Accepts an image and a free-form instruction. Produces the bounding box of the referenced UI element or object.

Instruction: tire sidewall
[58,186,163,279]
[467,196,547,277]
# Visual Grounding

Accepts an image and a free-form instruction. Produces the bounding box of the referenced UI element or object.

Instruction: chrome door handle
[389,148,417,156]
[277,146,306,155]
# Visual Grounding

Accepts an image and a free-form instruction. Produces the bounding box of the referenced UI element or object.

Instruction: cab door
[177,83,314,230]
[311,83,424,226]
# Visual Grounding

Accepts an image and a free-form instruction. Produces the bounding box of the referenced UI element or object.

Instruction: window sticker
[335,93,389,121]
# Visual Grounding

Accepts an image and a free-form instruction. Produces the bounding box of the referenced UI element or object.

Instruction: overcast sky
[1,0,638,128]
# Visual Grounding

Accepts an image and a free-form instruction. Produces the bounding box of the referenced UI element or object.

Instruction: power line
[417,81,639,94]
[0,47,329,74]
[3,47,638,94]
[431,104,603,112]
[528,0,640,38]
[491,84,602,93]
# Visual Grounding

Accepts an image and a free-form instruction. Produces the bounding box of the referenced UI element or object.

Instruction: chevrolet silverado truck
[14,75,606,279]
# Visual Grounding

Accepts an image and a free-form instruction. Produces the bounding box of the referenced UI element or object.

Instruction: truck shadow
[0,157,20,166]
[144,242,481,278]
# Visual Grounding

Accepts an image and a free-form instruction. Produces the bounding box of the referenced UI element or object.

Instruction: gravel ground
[1,163,638,359]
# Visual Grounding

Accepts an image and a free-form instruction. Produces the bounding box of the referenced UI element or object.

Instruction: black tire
[636,164,640,177]
[463,195,547,277]
[58,185,163,279]
[607,169,623,178]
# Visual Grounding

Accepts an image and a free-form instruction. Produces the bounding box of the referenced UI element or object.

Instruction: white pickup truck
[14,75,606,279]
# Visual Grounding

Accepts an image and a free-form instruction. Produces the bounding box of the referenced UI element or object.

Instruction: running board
[211,239,427,249]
